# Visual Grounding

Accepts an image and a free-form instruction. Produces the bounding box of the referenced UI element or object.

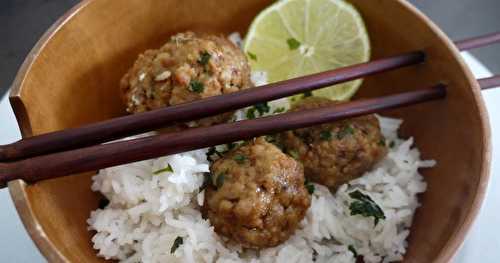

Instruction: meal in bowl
[87,0,435,262]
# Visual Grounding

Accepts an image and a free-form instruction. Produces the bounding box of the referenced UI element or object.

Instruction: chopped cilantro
[189,80,204,93]
[246,108,256,119]
[337,125,355,140]
[247,52,258,61]
[273,107,286,114]
[234,154,247,164]
[306,184,315,194]
[98,197,109,209]
[378,138,386,146]
[348,245,358,257]
[200,172,212,191]
[170,236,183,253]
[320,130,333,141]
[153,164,174,175]
[206,147,218,162]
[349,190,386,226]
[306,184,315,195]
[246,103,270,119]
[265,135,276,143]
[389,141,395,148]
[303,91,313,98]
[312,248,318,261]
[288,149,300,159]
[197,51,211,65]
[215,173,225,188]
[304,178,315,194]
[254,102,270,115]
[287,38,301,50]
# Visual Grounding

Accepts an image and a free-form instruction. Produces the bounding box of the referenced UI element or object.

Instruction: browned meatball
[278,97,387,190]
[203,138,311,249]
[120,31,252,127]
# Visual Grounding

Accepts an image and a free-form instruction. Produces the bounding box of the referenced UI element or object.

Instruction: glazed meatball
[203,138,311,249]
[120,31,252,127]
[278,97,387,190]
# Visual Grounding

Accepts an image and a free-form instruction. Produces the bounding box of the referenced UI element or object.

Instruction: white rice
[88,33,435,263]
[88,111,434,263]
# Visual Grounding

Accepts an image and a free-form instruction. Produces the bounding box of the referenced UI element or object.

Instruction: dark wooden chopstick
[1,75,499,188]
[0,52,424,161]
[1,31,499,162]
[478,75,500,90]
[0,84,447,187]
[455,31,500,51]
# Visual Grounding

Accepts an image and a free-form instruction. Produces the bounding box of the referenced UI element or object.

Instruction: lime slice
[244,0,370,102]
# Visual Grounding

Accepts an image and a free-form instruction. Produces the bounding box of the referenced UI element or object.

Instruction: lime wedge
[244,0,370,102]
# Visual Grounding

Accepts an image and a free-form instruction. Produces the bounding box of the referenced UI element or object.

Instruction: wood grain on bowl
[8,0,490,262]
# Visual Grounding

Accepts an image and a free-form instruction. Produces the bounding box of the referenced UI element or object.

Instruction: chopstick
[1,32,500,162]
[478,75,500,90]
[0,51,424,161]
[1,75,499,188]
[0,84,446,187]
[455,31,500,51]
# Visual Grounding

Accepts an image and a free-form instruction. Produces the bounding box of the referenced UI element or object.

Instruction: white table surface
[0,53,498,262]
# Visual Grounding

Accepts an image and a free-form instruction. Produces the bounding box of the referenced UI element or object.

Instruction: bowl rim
[7,0,491,262]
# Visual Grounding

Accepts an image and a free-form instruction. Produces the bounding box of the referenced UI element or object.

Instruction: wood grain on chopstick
[0,51,425,161]
[0,85,446,187]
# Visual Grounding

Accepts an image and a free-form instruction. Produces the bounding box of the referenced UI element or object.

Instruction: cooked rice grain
[88,115,434,263]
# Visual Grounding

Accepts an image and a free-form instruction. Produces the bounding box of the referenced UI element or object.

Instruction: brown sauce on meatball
[203,138,311,249]
[278,97,388,190]
[120,31,252,127]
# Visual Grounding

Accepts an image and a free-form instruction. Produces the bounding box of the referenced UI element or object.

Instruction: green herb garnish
[226,142,237,150]
[265,135,274,142]
[254,102,270,115]
[337,125,355,140]
[348,245,358,257]
[246,103,270,119]
[389,141,395,148]
[200,172,212,191]
[170,236,183,254]
[246,108,256,119]
[273,107,286,114]
[378,138,386,146]
[320,130,333,141]
[303,91,313,98]
[198,51,211,65]
[247,52,258,61]
[98,197,109,209]
[234,154,247,164]
[153,164,174,175]
[304,179,315,194]
[349,190,386,226]
[287,38,301,50]
[189,80,204,93]
[215,173,225,188]
[206,147,218,162]
[288,149,300,159]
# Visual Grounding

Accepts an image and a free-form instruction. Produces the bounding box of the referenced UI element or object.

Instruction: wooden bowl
[8,0,490,262]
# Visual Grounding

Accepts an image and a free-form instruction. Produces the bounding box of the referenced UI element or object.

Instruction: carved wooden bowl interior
[8,0,490,262]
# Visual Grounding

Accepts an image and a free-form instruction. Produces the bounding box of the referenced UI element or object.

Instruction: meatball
[203,138,311,249]
[120,31,252,127]
[278,97,387,190]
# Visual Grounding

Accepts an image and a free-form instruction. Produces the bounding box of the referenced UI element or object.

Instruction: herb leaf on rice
[171,236,183,254]
[348,190,386,226]
[153,163,174,175]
